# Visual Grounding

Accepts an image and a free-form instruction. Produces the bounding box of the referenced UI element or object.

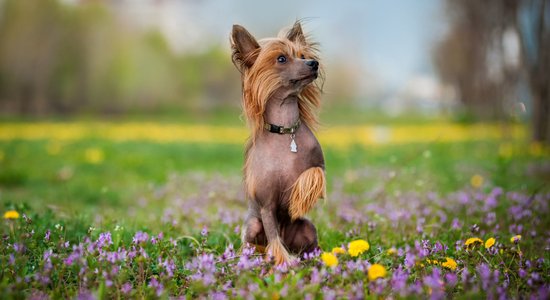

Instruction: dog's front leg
[260,207,292,265]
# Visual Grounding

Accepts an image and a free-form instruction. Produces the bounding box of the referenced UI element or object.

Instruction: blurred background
[0,0,547,143]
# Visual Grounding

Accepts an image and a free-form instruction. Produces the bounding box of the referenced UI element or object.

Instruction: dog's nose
[305,59,319,70]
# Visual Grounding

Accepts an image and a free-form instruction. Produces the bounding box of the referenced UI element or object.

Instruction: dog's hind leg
[282,217,318,255]
[260,207,293,265]
[288,167,326,221]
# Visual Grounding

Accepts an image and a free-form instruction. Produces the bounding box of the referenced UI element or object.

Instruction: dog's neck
[264,92,300,127]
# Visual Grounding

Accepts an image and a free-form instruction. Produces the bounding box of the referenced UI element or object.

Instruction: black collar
[264,119,301,134]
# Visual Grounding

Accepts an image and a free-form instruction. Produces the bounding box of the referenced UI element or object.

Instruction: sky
[112,0,448,91]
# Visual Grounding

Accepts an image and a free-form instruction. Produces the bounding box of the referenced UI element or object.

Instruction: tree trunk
[531,83,550,143]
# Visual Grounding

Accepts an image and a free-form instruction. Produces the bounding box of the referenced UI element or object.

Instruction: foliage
[0,0,241,115]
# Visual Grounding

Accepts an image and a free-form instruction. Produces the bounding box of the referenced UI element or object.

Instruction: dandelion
[387,247,397,256]
[470,174,484,188]
[348,239,370,257]
[485,237,496,249]
[321,252,338,268]
[3,210,20,219]
[441,257,458,271]
[510,235,521,244]
[368,264,387,281]
[464,237,483,247]
[331,247,346,255]
[85,147,104,164]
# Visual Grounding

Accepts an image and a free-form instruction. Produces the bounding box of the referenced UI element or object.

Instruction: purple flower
[201,226,208,236]
[451,218,462,230]
[44,230,51,242]
[405,252,416,269]
[132,231,149,244]
[391,266,409,296]
[477,263,492,290]
[445,273,458,287]
[148,277,164,297]
[97,232,113,249]
[121,282,132,294]
[160,258,176,278]
[423,268,445,300]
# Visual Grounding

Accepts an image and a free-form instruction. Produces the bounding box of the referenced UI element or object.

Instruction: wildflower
[485,237,496,249]
[55,224,64,231]
[121,282,132,295]
[510,235,521,244]
[348,239,370,257]
[3,210,19,219]
[132,231,149,244]
[368,264,387,281]
[441,257,458,271]
[321,252,338,268]
[387,247,397,256]
[85,147,104,164]
[464,237,483,247]
[470,174,484,188]
[331,247,346,255]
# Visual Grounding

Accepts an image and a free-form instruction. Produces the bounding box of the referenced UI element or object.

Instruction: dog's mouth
[290,72,318,85]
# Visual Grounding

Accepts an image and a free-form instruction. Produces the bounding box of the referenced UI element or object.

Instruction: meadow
[0,116,549,299]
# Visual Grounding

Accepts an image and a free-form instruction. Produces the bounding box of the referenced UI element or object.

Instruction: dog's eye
[277,55,287,64]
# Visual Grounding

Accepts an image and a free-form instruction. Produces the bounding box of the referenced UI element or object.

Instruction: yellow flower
[331,247,346,255]
[348,239,370,257]
[387,247,397,256]
[85,148,104,164]
[510,235,521,243]
[441,257,457,271]
[485,237,496,249]
[368,264,387,281]
[3,210,20,219]
[321,252,338,268]
[465,237,483,247]
[470,174,484,188]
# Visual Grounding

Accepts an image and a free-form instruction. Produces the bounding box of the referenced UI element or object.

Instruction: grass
[0,118,549,298]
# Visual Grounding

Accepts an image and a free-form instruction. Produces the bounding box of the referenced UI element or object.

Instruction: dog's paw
[266,238,295,265]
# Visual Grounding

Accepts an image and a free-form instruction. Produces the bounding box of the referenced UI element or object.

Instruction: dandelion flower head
[348,239,370,257]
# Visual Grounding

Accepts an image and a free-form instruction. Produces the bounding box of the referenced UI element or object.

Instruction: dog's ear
[287,21,306,45]
[231,25,260,71]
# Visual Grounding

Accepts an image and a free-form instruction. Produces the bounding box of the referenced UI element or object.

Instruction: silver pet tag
[290,134,297,153]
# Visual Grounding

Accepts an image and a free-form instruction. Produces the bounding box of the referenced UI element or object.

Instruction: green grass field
[1,118,549,298]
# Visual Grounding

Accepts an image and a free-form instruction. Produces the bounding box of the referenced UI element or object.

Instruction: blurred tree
[434,0,549,143]
[515,0,550,143]
[433,0,520,120]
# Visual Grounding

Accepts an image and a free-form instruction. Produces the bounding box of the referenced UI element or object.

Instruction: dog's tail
[288,167,326,221]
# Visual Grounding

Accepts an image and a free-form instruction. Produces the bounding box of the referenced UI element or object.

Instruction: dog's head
[230,21,323,135]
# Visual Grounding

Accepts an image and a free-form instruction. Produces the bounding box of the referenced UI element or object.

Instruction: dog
[230,21,326,265]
